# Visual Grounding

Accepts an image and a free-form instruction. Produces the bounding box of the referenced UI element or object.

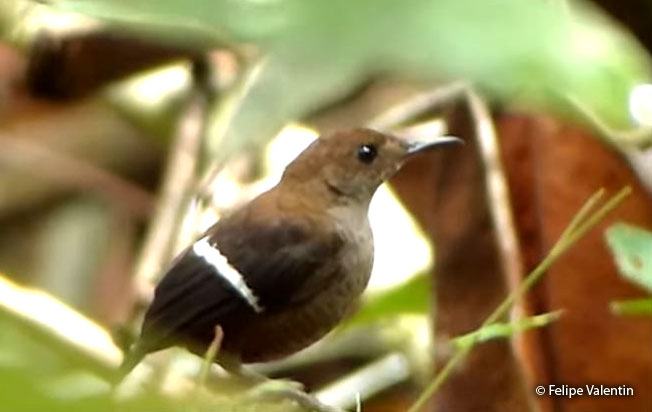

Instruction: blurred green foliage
[605,222,652,316]
[54,0,652,163]
[343,274,429,330]
[611,298,652,316]
[0,314,111,412]
[605,222,652,292]
[0,314,304,412]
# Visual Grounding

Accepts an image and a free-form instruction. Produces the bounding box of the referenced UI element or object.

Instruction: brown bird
[120,128,461,380]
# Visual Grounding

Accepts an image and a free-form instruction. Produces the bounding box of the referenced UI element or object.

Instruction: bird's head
[281,128,462,205]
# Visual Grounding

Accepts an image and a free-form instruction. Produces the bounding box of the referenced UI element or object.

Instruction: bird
[119,128,461,381]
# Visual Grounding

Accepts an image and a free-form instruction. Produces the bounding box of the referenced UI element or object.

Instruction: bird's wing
[214,216,345,310]
[137,216,344,353]
[138,247,252,353]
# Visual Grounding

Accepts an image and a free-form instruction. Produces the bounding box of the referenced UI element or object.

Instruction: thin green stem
[486,188,627,327]
[611,298,652,316]
[557,187,631,253]
[407,187,631,412]
[453,310,564,349]
[197,326,223,388]
[552,188,605,251]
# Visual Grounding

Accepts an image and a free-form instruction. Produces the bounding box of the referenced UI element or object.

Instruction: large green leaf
[605,222,652,292]
[51,0,652,161]
[342,274,430,330]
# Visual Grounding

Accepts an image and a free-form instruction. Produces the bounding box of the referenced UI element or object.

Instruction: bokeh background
[0,1,651,411]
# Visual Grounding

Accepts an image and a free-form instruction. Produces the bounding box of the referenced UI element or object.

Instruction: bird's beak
[405,135,464,156]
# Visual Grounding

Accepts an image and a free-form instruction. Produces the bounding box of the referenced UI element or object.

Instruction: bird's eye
[356,144,377,164]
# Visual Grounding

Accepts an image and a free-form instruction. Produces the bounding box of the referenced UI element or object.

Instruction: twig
[407,187,631,412]
[370,81,524,314]
[196,58,267,202]
[367,81,468,130]
[132,63,210,296]
[314,352,410,410]
[253,325,393,376]
[465,88,524,309]
[0,134,154,217]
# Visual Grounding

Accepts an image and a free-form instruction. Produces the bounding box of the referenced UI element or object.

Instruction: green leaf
[51,0,652,161]
[0,314,308,411]
[452,310,564,350]
[605,222,652,292]
[611,298,652,316]
[341,274,429,330]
